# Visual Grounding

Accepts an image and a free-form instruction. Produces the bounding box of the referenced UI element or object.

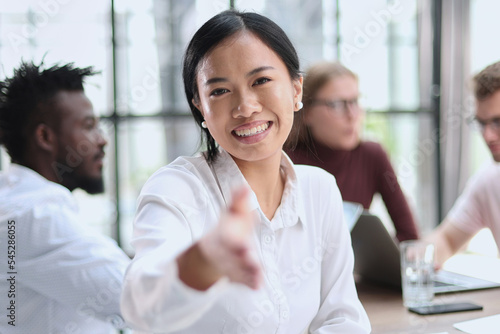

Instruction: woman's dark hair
[0,61,97,163]
[182,9,301,163]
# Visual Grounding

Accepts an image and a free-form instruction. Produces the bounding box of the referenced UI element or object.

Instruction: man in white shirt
[0,61,130,333]
[427,60,500,266]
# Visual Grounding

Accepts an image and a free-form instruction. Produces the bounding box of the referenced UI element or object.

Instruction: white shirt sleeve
[121,166,230,332]
[447,162,495,235]
[446,162,500,252]
[18,200,130,327]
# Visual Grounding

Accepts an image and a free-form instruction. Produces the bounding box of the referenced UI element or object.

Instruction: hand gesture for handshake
[177,187,263,291]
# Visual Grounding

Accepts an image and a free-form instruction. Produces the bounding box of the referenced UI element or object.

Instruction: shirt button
[107,315,125,329]
[282,311,289,319]
[264,235,272,244]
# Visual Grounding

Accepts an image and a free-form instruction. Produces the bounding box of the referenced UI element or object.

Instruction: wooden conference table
[356,279,500,334]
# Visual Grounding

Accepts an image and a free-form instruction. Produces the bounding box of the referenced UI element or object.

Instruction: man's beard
[77,175,105,194]
[58,166,105,194]
[53,151,105,194]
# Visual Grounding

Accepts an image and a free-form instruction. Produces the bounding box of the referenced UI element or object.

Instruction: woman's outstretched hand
[177,186,262,290]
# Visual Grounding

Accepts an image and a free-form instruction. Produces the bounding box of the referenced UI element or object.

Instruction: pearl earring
[201,121,207,128]
[295,101,303,111]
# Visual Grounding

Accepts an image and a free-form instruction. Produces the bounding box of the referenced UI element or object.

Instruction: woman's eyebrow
[246,66,275,77]
[204,66,275,86]
[205,77,228,86]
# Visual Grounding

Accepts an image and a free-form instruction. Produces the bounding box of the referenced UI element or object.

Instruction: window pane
[114,0,162,115]
[0,0,111,116]
[365,112,437,233]
[338,0,418,111]
[116,117,200,254]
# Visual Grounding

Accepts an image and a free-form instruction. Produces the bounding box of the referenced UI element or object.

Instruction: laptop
[350,212,500,294]
[342,201,364,231]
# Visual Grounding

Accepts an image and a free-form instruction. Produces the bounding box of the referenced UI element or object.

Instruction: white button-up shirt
[122,150,370,333]
[0,164,130,334]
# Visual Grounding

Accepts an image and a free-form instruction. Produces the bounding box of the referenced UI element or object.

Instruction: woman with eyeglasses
[286,61,419,242]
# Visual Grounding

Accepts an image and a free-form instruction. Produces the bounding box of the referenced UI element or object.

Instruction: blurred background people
[286,61,419,242]
[426,60,500,267]
[0,61,130,333]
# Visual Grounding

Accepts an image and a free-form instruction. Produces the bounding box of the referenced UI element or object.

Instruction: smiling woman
[121,10,371,334]
[192,31,301,170]
[182,10,303,164]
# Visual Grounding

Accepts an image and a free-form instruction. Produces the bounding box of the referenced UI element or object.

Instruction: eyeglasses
[309,98,360,115]
[468,116,500,133]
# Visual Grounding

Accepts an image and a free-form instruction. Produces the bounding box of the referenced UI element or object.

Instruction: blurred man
[427,61,500,266]
[0,61,130,333]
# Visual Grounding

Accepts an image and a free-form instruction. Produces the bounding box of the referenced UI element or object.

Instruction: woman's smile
[194,31,302,163]
[231,121,273,144]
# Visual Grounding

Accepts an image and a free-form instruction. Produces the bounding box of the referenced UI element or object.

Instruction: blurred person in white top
[0,61,130,333]
[121,9,370,334]
[426,61,500,267]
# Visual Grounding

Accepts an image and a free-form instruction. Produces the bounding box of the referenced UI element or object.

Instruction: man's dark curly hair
[0,61,98,163]
[473,60,500,101]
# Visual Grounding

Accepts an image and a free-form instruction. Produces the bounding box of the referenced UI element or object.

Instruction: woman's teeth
[235,122,269,137]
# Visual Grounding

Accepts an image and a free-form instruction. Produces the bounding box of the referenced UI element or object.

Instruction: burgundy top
[286,140,419,242]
